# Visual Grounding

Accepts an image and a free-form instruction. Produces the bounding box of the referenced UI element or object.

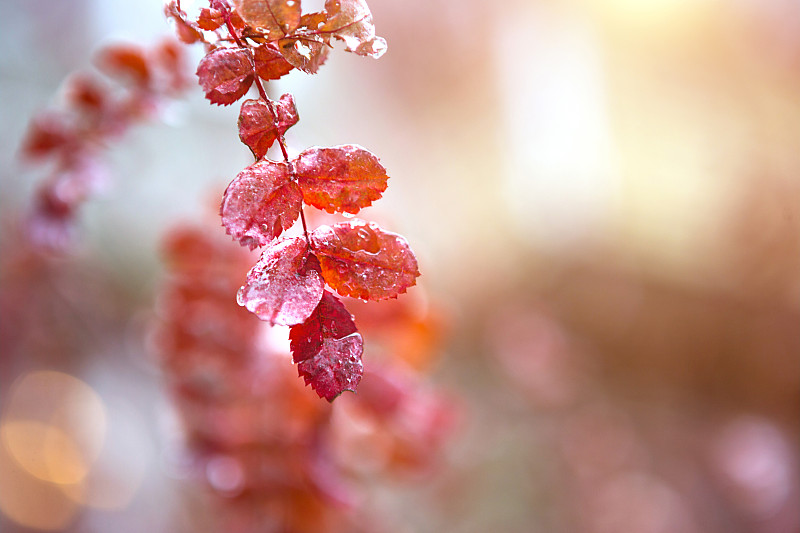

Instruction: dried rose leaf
[253,44,294,80]
[196,47,254,105]
[321,0,386,58]
[295,144,388,214]
[238,95,298,159]
[277,37,329,74]
[311,220,420,300]
[233,0,301,40]
[221,159,302,249]
[237,237,324,325]
[289,290,364,401]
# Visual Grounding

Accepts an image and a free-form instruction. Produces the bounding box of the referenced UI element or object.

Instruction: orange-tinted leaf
[233,0,301,40]
[221,160,302,249]
[289,291,363,401]
[253,44,294,80]
[295,144,388,214]
[164,0,205,43]
[95,43,151,85]
[196,47,254,105]
[238,95,298,159]
[322,0,386,58]
[278,37,329,74]
[237,237,324,325]
[311,220,419,300]
[197,7,225,30]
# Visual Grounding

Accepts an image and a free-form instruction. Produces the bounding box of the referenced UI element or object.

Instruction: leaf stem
[223,6,310,246]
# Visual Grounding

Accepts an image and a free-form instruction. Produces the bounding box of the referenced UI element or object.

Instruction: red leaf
[20,113,75,160]
[295,144,388,214]
[238,95,298,159]
[289,291,363,401]
[233,0,301,40]
[237,237,324,325]
[277,37,329,74]
[197,7,225,30]
[164,0,205,44]
[221,160,302,249]
[95,43,151,85]
[196,47,254,105]
[322,0,387,58]
[311,220,420,300]
[253,44,294,80]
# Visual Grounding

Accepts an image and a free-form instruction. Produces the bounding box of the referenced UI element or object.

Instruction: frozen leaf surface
[233,0,301,40]
[289,291,364,401]
[278,37,329,74]
[311,220,419,300]
[221,160,302,249]
[237,237,324,325]
[196,47,254,105]
[238,95,298,159]
[295,144,388,214]
[321,0,387,58]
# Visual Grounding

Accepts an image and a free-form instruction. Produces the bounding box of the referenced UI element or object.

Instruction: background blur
[1,0,799,531]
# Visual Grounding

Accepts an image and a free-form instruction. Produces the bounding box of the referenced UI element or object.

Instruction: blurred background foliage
[1,0,798,531]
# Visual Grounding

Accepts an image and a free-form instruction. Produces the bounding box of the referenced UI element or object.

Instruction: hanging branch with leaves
[165,0,420,401]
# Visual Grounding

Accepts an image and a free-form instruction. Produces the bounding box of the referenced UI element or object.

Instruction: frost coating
[237,237,324,325]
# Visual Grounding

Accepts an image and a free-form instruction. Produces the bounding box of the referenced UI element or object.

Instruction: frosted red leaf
[295,144,388,214]
[278,37,329,74]
[238,95,298,159]
[95,43,151,85]
[311,220,420,300]
[164,0,204,44]
[233,0,301,40]
[221,160,302,249]
[289,291,364,401]
[321,0,387,58]
[196,47,254,105]
[253,44,294,80]
[237,237,324,325]
[197,7,225,30]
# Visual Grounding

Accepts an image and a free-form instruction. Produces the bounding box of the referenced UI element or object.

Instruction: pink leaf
[237,237,324,325]
[221,160,302,249]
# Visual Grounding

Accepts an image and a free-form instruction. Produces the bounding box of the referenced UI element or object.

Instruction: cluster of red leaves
[154,223,456,533]
[19,39,189,251]
[166,0,419,400]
